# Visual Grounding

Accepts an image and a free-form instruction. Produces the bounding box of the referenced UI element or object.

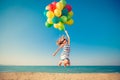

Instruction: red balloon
[48,4,56,12]
[65,4,72,12]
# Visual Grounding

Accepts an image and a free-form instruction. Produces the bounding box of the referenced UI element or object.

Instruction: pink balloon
[65,4,72,12]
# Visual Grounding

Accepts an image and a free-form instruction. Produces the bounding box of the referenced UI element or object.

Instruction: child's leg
[63,59,69,67]
[58,61,62,66]
[67,60,70,66]
[64,63,67,67]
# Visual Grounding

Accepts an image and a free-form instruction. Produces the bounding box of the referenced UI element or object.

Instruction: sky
[0,0,120,66]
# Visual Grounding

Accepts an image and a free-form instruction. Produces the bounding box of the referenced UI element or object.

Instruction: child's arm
[52,46,61,56]
[64,30,70,45]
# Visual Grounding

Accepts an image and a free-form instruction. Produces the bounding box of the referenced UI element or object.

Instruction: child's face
[62,39,67,44]
[60,39,67,46]
[57,36,67,46]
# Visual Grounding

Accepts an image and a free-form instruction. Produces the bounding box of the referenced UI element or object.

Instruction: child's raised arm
[52,46,61,56]
[64,30,70,45]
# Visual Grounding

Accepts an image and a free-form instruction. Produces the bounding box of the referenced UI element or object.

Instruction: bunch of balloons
[44,0,74,31]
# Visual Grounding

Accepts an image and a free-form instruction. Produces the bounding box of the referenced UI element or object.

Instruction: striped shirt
[61,44,70,59]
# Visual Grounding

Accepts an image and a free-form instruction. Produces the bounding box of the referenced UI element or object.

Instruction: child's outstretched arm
[52,46,61,56]
[64,30,70,45]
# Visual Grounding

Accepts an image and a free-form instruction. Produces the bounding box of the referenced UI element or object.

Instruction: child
[52,30,70,67]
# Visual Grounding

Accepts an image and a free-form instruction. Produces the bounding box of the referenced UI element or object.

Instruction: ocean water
[0,66,120,73]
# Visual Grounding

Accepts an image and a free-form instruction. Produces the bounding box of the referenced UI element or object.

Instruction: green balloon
[58,24,65,31]
[45,22,53,28]
[52,16,60,24]
[67,14,72,21]
[60,16,67,23]
[60,0,66,7]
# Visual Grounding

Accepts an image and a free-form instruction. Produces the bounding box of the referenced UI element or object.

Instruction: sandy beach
[0,72,120,80]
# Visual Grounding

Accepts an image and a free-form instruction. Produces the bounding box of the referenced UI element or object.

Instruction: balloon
[56,2,64,10]
[45,6,49,10]
[59,26,65,31]
[48,4,56,12]
[54,9,62,17]
[52,1,57,6]
[54,23,59,28]
[44,0,74,30]
[45,22,53,28]
[65,4,72,12]
[54,22,65,31]
[68,11,73,17]
[44,10,48,16]
[47,18,53,24]
[62,8,68,16]
[58,22,65,31]
[60,16,67,23]
[65,19,74,25]
[46,11,54,18]
[67,14,72,20]
[60,0,66,7]
[52,16,60,23]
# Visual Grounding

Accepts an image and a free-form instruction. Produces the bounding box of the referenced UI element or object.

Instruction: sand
[0,72,120,80]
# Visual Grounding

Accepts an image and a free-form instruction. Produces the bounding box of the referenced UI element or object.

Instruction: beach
[0,72,120,80]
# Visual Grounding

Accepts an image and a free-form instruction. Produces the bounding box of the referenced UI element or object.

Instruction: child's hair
[56,35,68,46]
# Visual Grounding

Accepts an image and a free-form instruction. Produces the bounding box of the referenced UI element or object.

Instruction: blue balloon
[44,10,48,16]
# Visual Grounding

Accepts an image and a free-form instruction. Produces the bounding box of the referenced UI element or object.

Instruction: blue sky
[0,0,120,66]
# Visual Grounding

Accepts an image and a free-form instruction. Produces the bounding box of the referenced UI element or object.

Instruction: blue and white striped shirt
[61,44,70,59]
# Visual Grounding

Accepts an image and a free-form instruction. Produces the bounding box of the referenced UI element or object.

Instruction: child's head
[56,35,68,46]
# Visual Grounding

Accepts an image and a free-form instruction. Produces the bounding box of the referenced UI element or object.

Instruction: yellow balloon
[54,23,59,28]
[58,22,65,31]
[47,18,53,24]
[66,19,74,25]
[58,22,63,26]
[46,11,54,18]
[68,11,73,17]
[54,22,63,28]
[54,9,62,17]
[56,2,64,10]
[54,22,65,31]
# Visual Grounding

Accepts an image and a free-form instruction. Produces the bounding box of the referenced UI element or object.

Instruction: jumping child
[52,30,70,67]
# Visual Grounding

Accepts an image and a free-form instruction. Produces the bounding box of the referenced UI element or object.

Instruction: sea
[0,66,120,73]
